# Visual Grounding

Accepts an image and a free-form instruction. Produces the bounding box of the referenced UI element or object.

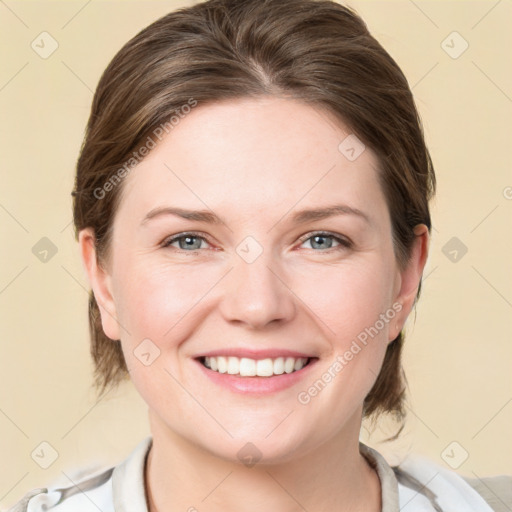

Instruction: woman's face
[82,97,427,464]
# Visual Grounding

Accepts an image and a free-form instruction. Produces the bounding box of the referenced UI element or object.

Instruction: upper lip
[195,348,317,360]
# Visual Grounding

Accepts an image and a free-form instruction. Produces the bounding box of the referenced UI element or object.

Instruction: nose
[219,250,296,330]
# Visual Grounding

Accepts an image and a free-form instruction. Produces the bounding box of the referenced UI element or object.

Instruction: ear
[389,224,430,342]
[78,228,121,341]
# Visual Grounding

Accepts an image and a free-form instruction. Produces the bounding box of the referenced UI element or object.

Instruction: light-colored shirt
[7,436,511,511]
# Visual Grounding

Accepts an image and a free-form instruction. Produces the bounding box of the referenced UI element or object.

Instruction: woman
[9,0,510,511]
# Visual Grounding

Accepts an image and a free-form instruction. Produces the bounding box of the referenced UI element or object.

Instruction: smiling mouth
[198,355,315,377]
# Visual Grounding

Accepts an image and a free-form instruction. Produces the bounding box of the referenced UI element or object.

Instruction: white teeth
[284,357,295,374]
[239,358,256,376]
[273,357,284,375]
[293,358,304,371]
[217,356,227,373]
[227,356,239,375]
[202,356,309,377]
[256,358,274,377]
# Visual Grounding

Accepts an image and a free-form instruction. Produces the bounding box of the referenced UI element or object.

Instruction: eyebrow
[290,204,371,225]
[141,203,371,227]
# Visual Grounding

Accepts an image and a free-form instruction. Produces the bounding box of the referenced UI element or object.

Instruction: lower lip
[194,358,318,395]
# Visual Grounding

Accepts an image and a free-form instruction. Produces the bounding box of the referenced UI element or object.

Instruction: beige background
[1,0,511,508]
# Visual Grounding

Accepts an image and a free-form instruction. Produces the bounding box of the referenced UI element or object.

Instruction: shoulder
[6,436,153,512]
[6,488,48,512]
[462,475,512,512]
[6,466,115,512]
[394,455,512,512]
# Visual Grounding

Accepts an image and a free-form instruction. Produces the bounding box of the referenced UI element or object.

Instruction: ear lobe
[389,224,430,341]
[78,228,121,341]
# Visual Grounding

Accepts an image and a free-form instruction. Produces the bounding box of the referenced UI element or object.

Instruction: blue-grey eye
[164,234,207,250]
[301,232,349,250]
[309,234,335,250]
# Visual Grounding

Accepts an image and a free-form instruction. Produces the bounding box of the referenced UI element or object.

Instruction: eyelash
[161,230,352,253]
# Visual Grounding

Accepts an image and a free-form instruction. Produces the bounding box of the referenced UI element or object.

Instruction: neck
[144,411,381,512]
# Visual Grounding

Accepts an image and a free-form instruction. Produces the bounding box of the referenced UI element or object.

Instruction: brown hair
[72,0,435,423]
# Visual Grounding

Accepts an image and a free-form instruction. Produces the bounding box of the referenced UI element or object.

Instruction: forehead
[116,97,387,226]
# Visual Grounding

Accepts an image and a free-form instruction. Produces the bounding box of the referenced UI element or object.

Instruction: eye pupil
[311,234,333,250]
[180,236,201,250]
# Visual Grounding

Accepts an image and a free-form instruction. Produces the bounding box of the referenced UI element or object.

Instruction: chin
[203,428,315,467]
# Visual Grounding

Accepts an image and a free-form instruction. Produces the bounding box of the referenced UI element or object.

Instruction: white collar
[112,435,152,512]
[110,436,493,512]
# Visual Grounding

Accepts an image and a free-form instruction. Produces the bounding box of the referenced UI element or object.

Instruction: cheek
[113,260,215,340]
[292,257,395,344]
[291,260,396,419]
[291,256,396,399]
[110,260,213,408]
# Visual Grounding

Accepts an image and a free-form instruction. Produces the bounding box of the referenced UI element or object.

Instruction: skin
[80,96,429,512]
